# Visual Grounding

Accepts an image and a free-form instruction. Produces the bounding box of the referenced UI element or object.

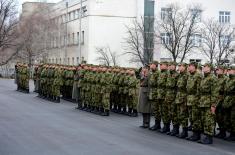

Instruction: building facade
[21,0,235,66]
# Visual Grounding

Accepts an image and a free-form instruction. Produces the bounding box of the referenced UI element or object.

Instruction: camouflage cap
[178,62,188,67]
[151,61,159,65]
[216,65,225,70]
[203,63,214,69]
[169,62,177,66]
[189,62,198,67]
[160,61,168,65]
[228,66,235,70]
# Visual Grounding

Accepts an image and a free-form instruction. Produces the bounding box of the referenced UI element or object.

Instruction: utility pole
[78,0,83,64]
[64,1,68,65]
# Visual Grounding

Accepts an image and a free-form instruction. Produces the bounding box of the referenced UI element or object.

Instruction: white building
[21,0,235,66]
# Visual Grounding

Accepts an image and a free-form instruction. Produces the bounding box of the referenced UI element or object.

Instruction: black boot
[149,120,161,131]
[131,109,138,117]
[160,123,170,133]
[215,129,226,139]
[186,131,200,141]
[140,114,149,128]
[117,106,122,114]
[77,101,82,110]
[177,127,188,138]
[170,125,179,136]
[112,105,118,113]
[82,104,87,110]
[224,132,235,141]
[55,97,60,103]
[128,108,133,116]
[198,134,213,144]
[121,107,127,115]
[188,124,192,131]
[101,110,110,116]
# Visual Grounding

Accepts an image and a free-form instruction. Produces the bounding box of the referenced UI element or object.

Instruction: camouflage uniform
[53,66,63,103]
[223,72,235,141]
[175,65,188,138]
[186,67,201,141]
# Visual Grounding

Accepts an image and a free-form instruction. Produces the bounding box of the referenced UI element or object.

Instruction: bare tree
[17,3,57,67]
[201,19,235,65]
[124,16,155,66]
[156,4,202,62]
[0,0,19,66]
[95,46,119,66]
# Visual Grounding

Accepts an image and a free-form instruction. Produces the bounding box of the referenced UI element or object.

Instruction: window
[72,57,74,65]
[69,12,71,21]
[220,35,229,47]
[68,58,70,65]
[75,9,80,18]
[68,34,70,45]
[64,35,66,46]
[56,58,58,64]
[77,57,79,64]
[82,31,84,44]
[160,58,172,62]
[190,59,201,63]
[161,33,172,45]
[219,11,231,23]
[73,11,76,19]
[77,32,79,44]
[191,9,202,22]
[161,8,172,21]
[191,34,202,47]
[72,33,75,45]
[59,58,62,64]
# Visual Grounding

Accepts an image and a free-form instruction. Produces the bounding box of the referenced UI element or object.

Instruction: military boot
[160,123,170,133]
[140,114,150,128]
[224,132,235,141]
[198,134,213,144]
[131,109,138,117]
[117,106,122,114]
[186,131,200,141]
[82,104,87,111]
[77,101,83,110]
[121,107,127,115]
[177,127,188,138]
[55,97,60,103]
[169,125,179,136]
[149,120,161,131]
[90,106,95,113]
[128,108,133,116]
[188,124,192,131]
[112,105,118,113]
[101,110,110,116]
[215,129,226,139]
[99,107,104,115]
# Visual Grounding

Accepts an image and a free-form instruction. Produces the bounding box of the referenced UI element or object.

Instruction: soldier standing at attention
[157,62,168,132]
[223,66,235,141]
[186,62,202,141]
[214,66,227,139]
[198,63,216,144]
[175,63,188,138]
[148,61,161,131]
[164,62,179,135]
[138,65,150,128]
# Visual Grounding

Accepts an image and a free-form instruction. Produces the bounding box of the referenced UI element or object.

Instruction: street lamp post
[65,1,68,65]
[78,0,83,64]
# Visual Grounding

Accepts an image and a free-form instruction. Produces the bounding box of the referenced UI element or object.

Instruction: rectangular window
[72,57,74,65]
[73,11,76,19]
[68,58,70,65]
[191,34,202,47]
[161,33,172,45]
[77,32,79,44]
[77,57,79,64]
[72,33,75,45]
[191,9,202,22]
[68,34,70,45]
[219,11,231,23]
[82,31,84,44]
[220,35,229,47]
[161,8,172,21]
[59,58,62,64]
[69,12,71,21]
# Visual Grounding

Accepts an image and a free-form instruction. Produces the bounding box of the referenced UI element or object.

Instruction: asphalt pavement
[0,79,234,155]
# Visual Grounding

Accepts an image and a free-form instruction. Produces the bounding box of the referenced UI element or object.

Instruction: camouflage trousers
[191,105,201,131]
[176,103,188,128]
[223,106,235,132]
[200,107,215,136]
[102,92,110,110]
[162,99,173,124]
[52,85,61,97]
[151,100,161,122]
[215,103,227,130]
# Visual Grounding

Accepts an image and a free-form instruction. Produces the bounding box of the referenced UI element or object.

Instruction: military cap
[203,63,214,69]
[169,62,177,66]
[228,66,235,70]
[216,65,225,70]
[160,61,168,65]
[151,61,159,65]
[189,62,198,67]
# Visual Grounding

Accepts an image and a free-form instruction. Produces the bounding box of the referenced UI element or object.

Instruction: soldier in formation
[72,64,139,117]
[138,62,235,144]
[15,63,30,93]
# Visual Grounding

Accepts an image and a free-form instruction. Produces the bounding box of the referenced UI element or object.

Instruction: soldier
[128,69,139,117]
[138,65,151,128]
[21,63,30,93]
[197,63,216,144]
[157,62,168,132]
[148,61,161,131]
[175,63,188,138]
[186,62,202,141]
[52,65,63,103]
[164,62,179,135]
[214,65,227,139]
[223,66,235,141]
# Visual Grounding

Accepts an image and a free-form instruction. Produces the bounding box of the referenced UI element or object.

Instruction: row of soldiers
[72,64,139,116]
[34,64,76,103]
[138,61,235,144]
[15,63,30,93]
